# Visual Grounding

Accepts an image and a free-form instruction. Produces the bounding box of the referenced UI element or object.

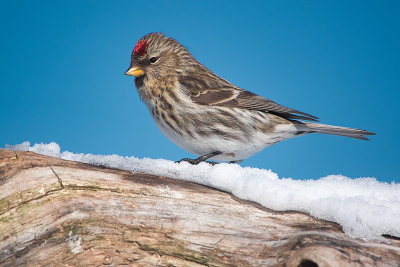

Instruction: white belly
[150,108,297,162]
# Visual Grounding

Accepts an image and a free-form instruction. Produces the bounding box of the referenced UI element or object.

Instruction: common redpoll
[125,33,374,164]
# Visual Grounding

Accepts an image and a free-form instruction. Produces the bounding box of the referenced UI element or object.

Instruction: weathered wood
[0,149,399,266]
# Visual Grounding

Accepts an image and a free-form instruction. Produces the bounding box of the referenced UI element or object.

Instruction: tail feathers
[295,122,375,140]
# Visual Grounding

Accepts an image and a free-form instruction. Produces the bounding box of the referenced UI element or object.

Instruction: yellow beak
[125,66,144,77]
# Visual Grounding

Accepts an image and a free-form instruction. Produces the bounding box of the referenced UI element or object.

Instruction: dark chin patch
[135,75,145,88]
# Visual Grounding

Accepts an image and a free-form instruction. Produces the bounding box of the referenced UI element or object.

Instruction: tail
[294,122,375,140]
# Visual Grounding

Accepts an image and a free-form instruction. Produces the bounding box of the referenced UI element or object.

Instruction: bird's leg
[229,160,243,164]
[176,151,222,165]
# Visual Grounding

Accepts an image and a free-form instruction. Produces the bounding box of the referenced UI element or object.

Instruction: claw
[176,151,222,165]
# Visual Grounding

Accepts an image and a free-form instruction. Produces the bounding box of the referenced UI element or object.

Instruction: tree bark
[0,149,399,266]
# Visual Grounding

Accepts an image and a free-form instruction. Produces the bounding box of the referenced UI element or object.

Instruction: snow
[5,141,400,241]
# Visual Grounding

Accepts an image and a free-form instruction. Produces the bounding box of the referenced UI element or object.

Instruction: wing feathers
[190,89,238,105]
[223,91,319,121]
[180,73,318,121]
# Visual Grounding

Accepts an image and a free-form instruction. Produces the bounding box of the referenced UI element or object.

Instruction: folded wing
[180,75,318,121]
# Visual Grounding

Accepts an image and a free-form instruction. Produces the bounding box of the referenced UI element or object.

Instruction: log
[0,149,399,267]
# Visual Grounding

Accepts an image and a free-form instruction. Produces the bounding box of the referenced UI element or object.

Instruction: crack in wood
[49,165,64,189]
[0,186,63,216]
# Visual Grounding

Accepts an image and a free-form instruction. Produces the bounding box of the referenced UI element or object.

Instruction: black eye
[149,57,157,63]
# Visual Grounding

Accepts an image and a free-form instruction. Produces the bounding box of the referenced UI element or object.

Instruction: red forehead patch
[132,39,148,57]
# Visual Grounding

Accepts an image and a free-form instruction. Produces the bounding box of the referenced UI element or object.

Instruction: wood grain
[0,149,399,266]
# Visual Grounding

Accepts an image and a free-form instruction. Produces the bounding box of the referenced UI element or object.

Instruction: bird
[125,32,375,165]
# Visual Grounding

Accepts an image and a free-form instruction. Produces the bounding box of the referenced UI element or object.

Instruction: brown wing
[179,75,319,121]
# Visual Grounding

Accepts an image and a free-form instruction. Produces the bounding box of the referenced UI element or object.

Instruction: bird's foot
[176,158,220,165]
[176,151,222,165]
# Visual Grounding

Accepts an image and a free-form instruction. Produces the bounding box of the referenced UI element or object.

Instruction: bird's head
[125,33,193,80]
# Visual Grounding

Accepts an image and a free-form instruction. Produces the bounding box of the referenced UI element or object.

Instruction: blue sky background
[1,1,399,182]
